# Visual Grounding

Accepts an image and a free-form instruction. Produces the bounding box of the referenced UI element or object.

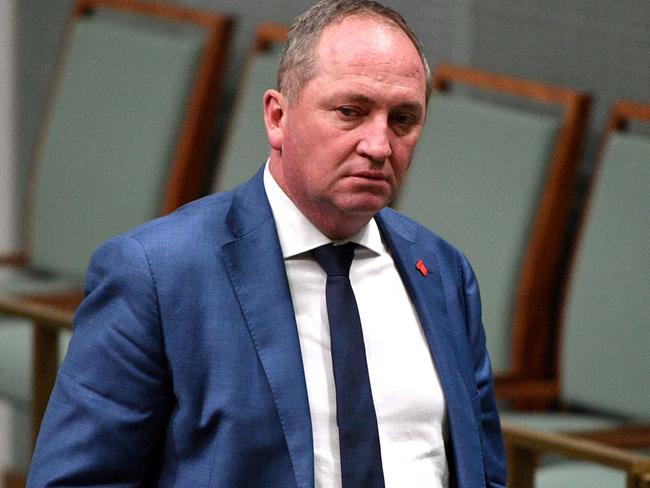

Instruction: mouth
[346,172,392,196]
[349,171,389,181]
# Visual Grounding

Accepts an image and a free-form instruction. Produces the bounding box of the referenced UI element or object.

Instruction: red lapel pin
[416,259,428,277]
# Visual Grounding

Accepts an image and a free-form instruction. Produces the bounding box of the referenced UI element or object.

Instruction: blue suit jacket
[29,167,505,487]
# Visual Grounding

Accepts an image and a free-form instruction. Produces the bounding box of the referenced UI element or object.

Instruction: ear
[263,89,286,151]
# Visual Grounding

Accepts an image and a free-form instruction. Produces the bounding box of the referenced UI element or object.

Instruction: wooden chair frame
[504,422,650,488]
[559,100,650,440]
[503,100,650,416]
[503,100,650,487]
[0,0,233,481]
[252,22,288,53]
[431,65,591,408]
[35,0,232,229]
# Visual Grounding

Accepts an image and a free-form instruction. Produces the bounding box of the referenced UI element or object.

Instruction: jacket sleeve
[459,253,507,488]
[28,234,172,487]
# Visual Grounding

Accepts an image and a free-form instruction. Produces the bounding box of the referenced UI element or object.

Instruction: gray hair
[278,0,432,104]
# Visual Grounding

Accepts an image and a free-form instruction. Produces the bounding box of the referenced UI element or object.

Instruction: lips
[349,171,388,181]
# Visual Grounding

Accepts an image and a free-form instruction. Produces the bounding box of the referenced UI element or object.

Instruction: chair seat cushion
[0,317,71,404]
[500,411,622,432]
[0,267,82,295]
[536,461,625,488]
[0,397,31,472]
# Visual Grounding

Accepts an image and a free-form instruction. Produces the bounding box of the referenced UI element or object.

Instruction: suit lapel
[221,169,314,488]
[218,176,485,488]
[377,210,485,488]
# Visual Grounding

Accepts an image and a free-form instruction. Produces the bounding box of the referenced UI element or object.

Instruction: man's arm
[28,234,172,487]
[459,254,507,488]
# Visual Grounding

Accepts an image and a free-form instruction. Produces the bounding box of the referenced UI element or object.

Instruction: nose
[357,117,392,163]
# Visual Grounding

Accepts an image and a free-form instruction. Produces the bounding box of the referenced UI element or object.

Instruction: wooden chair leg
[630,472,650,488]
[31,324,59,449]
[506,442,537,488]
[639,472,650,488]
[3,468,27,488]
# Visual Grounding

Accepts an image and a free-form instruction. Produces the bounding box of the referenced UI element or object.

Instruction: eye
[336,106,362,119]
[390,112,419,134]
[392,112,417,126]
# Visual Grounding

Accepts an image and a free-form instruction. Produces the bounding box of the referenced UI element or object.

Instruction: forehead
[311,15,426,101]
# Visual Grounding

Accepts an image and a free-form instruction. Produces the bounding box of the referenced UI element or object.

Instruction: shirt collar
[263,161,385,259]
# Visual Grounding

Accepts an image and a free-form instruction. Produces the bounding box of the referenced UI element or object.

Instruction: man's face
[266,15,427,238]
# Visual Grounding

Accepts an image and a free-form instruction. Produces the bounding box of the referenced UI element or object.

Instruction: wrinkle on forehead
[314,15,425,94]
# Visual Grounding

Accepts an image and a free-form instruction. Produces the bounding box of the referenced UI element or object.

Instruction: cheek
[390,145,416,183]
[397,130,421,161]
[285,125,339,174]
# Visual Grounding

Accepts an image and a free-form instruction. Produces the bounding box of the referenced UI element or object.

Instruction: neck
[268,156,372,241]
[302,205,371,241]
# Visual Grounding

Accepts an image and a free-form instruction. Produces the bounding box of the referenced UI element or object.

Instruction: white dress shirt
[264,164,449,488]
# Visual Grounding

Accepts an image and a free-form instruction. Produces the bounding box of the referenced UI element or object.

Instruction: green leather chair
[0,0,232,477]
[394,64,590,395]
[212,23,287,192]
[503,100,650,488]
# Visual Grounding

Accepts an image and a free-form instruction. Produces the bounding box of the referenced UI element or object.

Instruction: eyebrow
[339,93,374,105]
[337,94,424,117]
[393,102,423,117]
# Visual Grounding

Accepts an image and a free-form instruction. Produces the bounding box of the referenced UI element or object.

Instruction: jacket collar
[222,166,315,488]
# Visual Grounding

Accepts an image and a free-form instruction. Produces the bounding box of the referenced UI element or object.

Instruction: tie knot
[311,242,357,277]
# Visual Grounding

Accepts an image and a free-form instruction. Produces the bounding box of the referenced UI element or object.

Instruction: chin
[339,196,390,216]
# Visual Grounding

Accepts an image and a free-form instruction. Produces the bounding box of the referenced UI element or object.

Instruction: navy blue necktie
[311,243,385,488]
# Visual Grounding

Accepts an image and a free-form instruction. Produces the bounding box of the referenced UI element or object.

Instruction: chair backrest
[26,0,232,279]
[560,101,650,420]
[212,23,287,192]
[394,64,590,377]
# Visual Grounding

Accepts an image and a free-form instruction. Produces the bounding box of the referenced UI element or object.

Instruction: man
[28,1,505,487]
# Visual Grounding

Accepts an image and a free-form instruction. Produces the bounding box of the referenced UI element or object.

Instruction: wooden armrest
[3,469,27,488]
[253,22,288,52]
[573,424,650,450]
[628,471,650,488]
[0,290,82,448]
[0,252,28,266]
[0,292,80,329]
[494,376,560,410]
[503,422,650,469]
[502,421,650,488]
